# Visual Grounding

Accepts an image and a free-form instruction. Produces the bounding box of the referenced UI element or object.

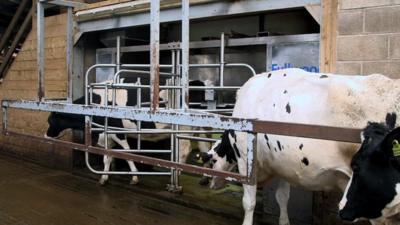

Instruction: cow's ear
[386,112,397,130]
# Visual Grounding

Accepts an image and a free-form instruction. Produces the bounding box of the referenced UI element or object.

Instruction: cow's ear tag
[392,140,400,157]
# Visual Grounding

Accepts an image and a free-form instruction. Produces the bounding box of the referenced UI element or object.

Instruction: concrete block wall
[0,13,72,169]
[336,0,400,77]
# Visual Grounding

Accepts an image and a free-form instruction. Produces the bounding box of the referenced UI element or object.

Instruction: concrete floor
[0,155,240,225]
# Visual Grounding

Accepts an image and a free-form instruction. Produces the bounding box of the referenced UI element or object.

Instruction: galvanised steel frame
[1,0,362,192]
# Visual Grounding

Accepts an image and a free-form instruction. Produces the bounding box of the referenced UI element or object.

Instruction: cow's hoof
[130,177,139,185]
[99,177,108,186]
[198,177,209,186]
[279,218,290,225]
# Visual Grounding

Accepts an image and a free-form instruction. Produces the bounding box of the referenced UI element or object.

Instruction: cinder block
[337,35,388,61]
[390,35,400,59]
[336,62,362,75]
[340,0,392,9]
[44,58,66,70]
[338,10,364,35]
[363,61,400,78]
[45,69,66,81]
[45,25,67,38]
[365,6,400,33]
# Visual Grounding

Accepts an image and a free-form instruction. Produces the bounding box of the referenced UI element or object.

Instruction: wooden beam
[319,0,338,73]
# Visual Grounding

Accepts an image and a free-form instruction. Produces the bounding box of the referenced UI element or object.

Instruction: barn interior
[1,1,398,225]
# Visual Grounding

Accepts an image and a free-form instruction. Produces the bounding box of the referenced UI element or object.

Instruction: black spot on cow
[267,73,272,78]
[214,130,237,164]
[320,75,328,79]
[264,134,269,141]
[273,103,276,108]
[266,142,271,150]
[301,157,309,166]
[283,90,288,94]
[229,130,237,142]
[277,141,282,151]
[299,143,304,150]
[283,73,287,77]
[286,103,291,114]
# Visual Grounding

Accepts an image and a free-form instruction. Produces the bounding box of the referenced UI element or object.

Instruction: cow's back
[233,68,400,191]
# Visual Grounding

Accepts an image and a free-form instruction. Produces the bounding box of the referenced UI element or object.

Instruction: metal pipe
[104,149,171,153]
[137,78,142,150]
[246,133,257,185]
[2,107,7,134]
[85,64,116,105]
[181,0,190,110]
[104,85,109,149]
[176,135,218,142]
[116,36,121,72]
[91,83,240,90]
[150,0,160,112]
[219,32,225,86]
[85,152,171,175]
[37,2,45,101]
[66,7,73,102]
[187,63,256,76]
[91,127,224,134]
[5,130,258,184]
[113,69,176,84]
[121,64,173,69]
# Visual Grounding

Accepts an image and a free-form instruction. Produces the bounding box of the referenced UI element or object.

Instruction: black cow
[339,113,400,225]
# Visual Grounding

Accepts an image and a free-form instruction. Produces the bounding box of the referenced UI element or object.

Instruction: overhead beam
[39,0,87,8]
[77,0,321,34]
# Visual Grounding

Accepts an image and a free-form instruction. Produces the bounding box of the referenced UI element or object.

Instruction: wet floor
[0,155,240,225]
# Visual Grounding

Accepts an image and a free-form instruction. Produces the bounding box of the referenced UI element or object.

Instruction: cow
[339,115,400,225]
[202,68,400,225]
[46,79,211,185]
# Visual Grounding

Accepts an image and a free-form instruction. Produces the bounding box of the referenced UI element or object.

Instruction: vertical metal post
[136,78,141,150]
[112,36,121,107]
[104,84,109,149]
[181,0,190,110]
[219,32,225,86]
[66,7,73,102]
[247,133,257,185]
[175,50,181,108]
[150,0,160,112]
[2,107,7,135]
[37,1,45,101]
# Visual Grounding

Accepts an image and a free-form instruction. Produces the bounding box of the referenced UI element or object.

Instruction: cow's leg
[242,184,257,225]
[110,134,139,185]
[100,155,112,185]
[275,180,291,225]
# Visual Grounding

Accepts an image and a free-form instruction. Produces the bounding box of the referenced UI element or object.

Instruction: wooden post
[320,0,338,73]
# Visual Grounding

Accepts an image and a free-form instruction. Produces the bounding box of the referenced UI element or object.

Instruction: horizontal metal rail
[2,100,362,143]
[176,135,218,142]
[3,131,250,183]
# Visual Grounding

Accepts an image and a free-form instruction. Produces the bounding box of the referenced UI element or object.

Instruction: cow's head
[202,130,238,189]
[46,112,85,138]
[339,113,400,222]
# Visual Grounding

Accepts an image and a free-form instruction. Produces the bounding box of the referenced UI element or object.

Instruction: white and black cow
[203,68,400,225]
[339,115,400,225]
[46,80,211,185]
